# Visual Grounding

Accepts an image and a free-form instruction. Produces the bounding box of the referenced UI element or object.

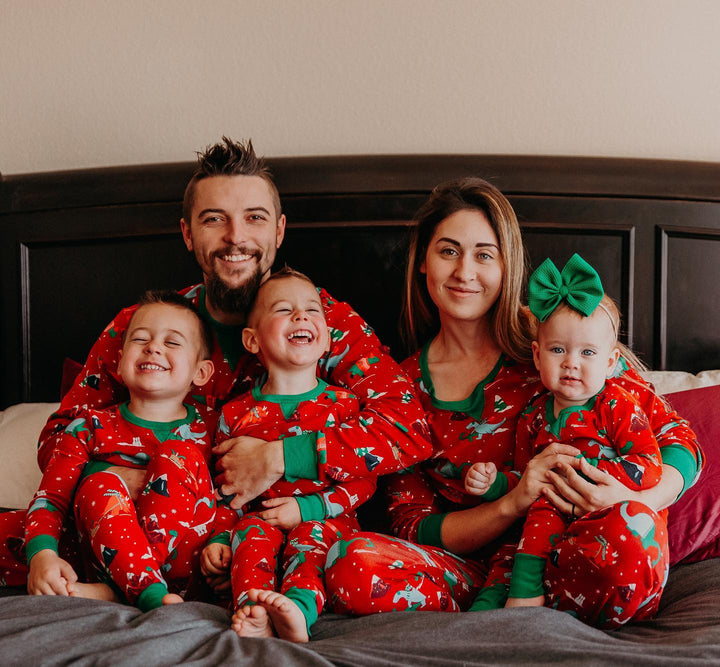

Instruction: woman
[324,177,702,628]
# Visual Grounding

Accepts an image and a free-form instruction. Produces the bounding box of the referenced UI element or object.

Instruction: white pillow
[0,403,58,509]
[641,369,720,395]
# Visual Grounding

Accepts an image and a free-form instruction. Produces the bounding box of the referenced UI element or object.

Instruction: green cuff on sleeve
[296,494,326,522]
[283,433,319,482]
[660,444,700,499]
[26,535,59,564]
[207,531,231,546]
[417,513,449,549]
[508,553,546,598]
[481,472,509,501]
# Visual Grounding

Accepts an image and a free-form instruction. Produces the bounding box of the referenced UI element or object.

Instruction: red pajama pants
[74,439,215,603]
[230,514,360,617]
[325,501,669,629]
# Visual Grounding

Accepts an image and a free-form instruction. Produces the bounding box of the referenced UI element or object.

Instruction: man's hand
[200,543,231,593]
[213,436,285,508]
[27,549,78,596]
[464,462,497,496]
[257,497,302,531]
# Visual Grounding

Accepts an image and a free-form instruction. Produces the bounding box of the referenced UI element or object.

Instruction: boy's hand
[200,543,231,593]
[27,549,78,596]
[257,497,302,531]
[464,461,498,496]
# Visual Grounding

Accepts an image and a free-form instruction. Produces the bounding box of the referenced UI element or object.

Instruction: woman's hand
[213,436,285,508]
[543,456,638,516]
[545,459,683,515]
[508,443,581,516]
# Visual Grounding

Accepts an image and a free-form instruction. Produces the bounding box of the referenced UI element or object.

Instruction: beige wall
[2,0,720,174]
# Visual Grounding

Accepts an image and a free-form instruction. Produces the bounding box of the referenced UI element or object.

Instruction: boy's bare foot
[505,595,545,608]
[162,593,184,605]
[67,582,120,602]
[248,588,309,643]
[231,603,274,638]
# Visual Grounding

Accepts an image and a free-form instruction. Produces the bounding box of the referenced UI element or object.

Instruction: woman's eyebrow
[435,237,498,249]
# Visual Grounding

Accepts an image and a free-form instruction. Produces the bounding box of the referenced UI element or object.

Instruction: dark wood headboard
[2,155,720,409]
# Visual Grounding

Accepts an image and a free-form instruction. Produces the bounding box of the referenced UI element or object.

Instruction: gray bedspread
[1,559,718,666]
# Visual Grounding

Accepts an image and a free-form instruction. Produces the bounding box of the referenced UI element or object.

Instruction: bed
[1,154,719,664]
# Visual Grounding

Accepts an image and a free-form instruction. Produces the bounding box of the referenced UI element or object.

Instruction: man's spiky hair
[182,137,281,222]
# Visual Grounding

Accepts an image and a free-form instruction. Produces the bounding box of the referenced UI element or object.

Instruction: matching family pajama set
[502,382,664,610]
[0,284,432,591]
[24,403,217,610]
[209,381,375,632]
[323,346,703,629]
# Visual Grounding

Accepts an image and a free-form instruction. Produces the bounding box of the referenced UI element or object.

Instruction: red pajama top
[211,381,376,537]
[38,284,432,483]
[388,344,703,547]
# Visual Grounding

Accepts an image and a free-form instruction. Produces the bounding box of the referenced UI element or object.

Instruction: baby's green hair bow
[527,253,604,322]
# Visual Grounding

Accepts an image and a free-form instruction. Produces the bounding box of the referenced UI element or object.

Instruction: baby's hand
[257,497,302,531]
[464,461,498,496]
[200,542,231,593]
[27,549,78,596]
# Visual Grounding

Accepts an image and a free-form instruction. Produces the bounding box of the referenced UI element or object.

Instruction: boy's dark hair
[131,289,214,359]
[182,137,281,223]
[246,266,319,325]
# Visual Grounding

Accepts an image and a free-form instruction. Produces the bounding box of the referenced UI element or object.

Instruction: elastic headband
[528,253,617,337]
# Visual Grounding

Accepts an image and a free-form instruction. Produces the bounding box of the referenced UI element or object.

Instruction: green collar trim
[419,341,504,419]
[119,402,197,437]
[252,379,328,420]
[545,393,598,437]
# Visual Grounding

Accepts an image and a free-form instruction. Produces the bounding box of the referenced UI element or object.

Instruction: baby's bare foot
[67,582,120,602]
[231,603,274,638]
[162,593,184,605]
[248,588,309,643]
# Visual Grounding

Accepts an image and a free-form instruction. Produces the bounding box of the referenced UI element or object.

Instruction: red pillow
[665,384,720,565]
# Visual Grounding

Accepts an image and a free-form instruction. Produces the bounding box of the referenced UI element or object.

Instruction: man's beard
[206,264,263,317]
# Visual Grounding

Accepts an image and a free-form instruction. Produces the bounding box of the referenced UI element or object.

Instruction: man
[0,138,432,590]
[38,138,430,505]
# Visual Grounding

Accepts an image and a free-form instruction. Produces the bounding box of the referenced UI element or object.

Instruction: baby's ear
[242,327,260,354]
[323,326,331,353]
[606,347,621,377]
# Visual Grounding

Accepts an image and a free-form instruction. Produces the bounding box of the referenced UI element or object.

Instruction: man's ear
[192,360,214,387]
[531,340,541,371]
[275,214,286,249]
[606,347,621,378]
[180,219,193,252]
[242,327,260,354]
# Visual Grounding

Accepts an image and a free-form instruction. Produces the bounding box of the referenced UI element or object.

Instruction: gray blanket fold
[0,559,718,666]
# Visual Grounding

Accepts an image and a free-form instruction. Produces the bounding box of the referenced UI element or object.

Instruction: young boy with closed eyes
[25,290,217,611]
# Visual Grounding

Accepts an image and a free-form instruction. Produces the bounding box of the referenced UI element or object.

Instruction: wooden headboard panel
[2,155,720,409]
